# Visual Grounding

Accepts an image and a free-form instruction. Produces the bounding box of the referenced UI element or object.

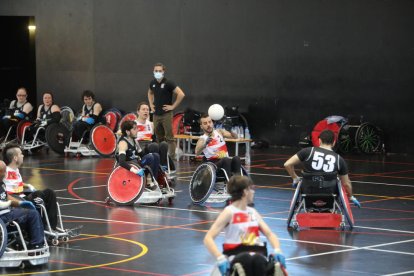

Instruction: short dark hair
[199,113,209,124]
[227,176,254,201]
[120,120,137,136]
[137,102,149,111]
[319,129,335,145]
[82,90,95,101]
[43,92,54,104]
[153,62,166,70]
[2,143,21,165]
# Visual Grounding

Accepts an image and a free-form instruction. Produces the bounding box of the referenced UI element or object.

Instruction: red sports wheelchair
[287,172,355,230]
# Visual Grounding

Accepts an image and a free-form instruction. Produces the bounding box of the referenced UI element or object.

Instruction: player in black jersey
[73,90,103,142]
[284,129,361,207]
[117,120,160,189]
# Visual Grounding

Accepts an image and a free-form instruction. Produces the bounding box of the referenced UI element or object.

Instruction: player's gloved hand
[2,115,10,120]
[136,168,145,177]
[25,184,36,192]
[292,177,301,188]
[84,117,95,125]
[272,249,287,269]
[33,197,44,206]
[19,201,36,210]
[40,120,47,127]
[15,113,25,119]
[217,255,230,276]
[350,196,361,208]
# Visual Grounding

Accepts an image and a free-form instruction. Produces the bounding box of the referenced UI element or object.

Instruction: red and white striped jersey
[223,205,261,251]
[135,119,153,142]
[202,130,228,160]
[3,166,24,194]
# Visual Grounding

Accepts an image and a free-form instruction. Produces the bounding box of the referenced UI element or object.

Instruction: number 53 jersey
[297,147,348,175]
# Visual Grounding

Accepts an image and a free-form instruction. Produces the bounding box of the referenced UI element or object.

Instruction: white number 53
[312,151,336,172]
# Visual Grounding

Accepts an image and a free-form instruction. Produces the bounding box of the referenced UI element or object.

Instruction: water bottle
[245,127,251,139]
[239,126,244,138]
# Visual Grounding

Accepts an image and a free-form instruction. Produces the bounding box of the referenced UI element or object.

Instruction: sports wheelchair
[287,172,355,230]
[210,247,287,276]
[189,162,248,205]
[300,115,384,154]
[106,163,175,206]
[0,218,49,269]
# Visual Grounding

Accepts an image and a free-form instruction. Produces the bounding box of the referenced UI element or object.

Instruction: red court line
[362,206,414,214]
[48,260,172,276]
[371,169,414,176]
[357,217,414,222]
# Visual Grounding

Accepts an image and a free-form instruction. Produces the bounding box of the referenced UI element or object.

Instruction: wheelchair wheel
[355,123,383,154]
[104,110,120,132]
[107,164,145,205]
[287,182,302,228]
[189,163,216,204]
[172,112,184,135]
[336,124,353,153]
[60,106,75,131]
[118,113,138,128]
[337,184,354,229]
[0,219,7,258]
[16,120,32,143]
[45,123,70,154]
[90,124,117,157]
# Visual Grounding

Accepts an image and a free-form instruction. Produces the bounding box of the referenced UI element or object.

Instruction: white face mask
[153,72,164,80]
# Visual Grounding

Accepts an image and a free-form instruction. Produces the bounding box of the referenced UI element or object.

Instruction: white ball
[208,104,225,121]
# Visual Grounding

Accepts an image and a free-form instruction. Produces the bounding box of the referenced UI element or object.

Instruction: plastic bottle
[245,127,251,139]
[239,126,244,138]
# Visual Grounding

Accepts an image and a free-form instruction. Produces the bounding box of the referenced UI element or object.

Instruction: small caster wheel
[19,262,26,269]
[62,236,69,242]
[168,197,174,205]
[75,153,82,158]
[52,238,59,246]
[292,221,299,230]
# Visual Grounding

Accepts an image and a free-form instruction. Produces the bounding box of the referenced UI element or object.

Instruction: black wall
[1,0,413,153]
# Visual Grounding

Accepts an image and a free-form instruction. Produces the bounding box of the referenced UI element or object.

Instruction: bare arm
[147,89,155,112]
[171,87,185,110]
[93,103,103,116]
[51,104,61,113]
[195,137,208,156]
[339,174,353,197]
[36,105,42,120]
[284,154,301,180]
[23,103,33,114]
[218,129,237,139]
[204,208,232,259]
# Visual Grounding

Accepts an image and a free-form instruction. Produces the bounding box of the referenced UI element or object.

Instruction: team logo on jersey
[161,84,165,89]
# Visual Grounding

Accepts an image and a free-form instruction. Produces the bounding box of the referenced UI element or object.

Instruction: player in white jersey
[204,176,286,275]
[195,114,241,179]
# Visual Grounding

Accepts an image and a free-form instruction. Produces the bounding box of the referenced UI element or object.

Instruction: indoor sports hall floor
[1,147,413,276]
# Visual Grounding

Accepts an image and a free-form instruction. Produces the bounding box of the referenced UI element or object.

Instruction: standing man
[148,63,185,160]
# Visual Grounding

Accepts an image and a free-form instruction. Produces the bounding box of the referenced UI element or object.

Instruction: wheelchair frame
[0,218,49,269]
[287,180,354,230]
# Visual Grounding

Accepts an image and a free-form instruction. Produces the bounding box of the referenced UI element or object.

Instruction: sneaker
[28,243,46,256]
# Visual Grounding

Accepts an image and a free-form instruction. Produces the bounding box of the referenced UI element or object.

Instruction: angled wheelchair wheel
[90,124,117,157]
[16,120,32,143]
[336,124,353,153]
[45,123,70,154]
[0,219,7,258]
[338,183,354,229]
[104,110,119,132]
[107,164,145,205]
[118,113,138,128]
[189,163,216,204]
[60,106,75,131]
[355,123,382,154]
[287,182,302,228]
[172,112,184,135]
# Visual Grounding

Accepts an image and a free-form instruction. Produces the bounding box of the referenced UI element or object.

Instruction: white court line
[247,172,414,188]
[61,214,165,227]
[58,246,130,257]
[59,201,89,206]
[55,185,107,192]
[286,238,414,260]
[383,270,414,276]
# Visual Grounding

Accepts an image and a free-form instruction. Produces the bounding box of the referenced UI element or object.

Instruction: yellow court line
[22,166,109,175]
[3,234,148,275]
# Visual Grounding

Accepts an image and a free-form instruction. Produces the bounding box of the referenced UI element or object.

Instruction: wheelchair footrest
[296,213,342,228]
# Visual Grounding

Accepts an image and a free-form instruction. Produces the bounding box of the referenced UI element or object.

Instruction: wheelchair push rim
[90,124,117,157]
[107,164,145,205]
[355,123,382,154]
[16,120,32,143]
[104,110,119,132]
[189,163,216,204]
[0,219,7,258]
